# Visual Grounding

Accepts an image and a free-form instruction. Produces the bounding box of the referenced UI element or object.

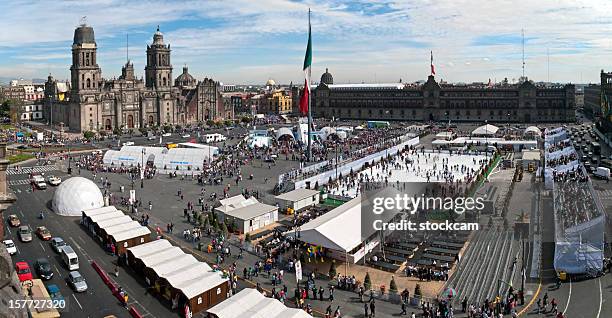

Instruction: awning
[471,124,499,135]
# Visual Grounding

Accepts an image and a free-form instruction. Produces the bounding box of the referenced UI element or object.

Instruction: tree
[139,127,148,135]
[240,116,251,124]
[220,222,229,237]
[113,127,121,136]
[245,232,251,242]
[224,119,233,127]
[206,119,215,126]
[414,283,422,297]
[328,261,337,278]
[83,131,95,140]
[364,272,372,290]
[163,125,172,133]
[389,276,398,293]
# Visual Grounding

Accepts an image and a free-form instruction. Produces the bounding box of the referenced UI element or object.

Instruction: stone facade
[307,70,575,123]
[44,24,231,132]
[599,70,612,133]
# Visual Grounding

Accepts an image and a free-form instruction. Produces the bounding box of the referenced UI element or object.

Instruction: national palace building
[44,24,232,132]
[307,69,575,123]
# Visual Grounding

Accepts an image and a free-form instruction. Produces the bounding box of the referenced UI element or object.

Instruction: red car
[15,262,33,282]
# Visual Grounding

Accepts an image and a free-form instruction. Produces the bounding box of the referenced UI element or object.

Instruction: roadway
[4,166,174,318]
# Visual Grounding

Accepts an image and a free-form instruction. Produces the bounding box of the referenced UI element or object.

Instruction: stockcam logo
[360,182,492,238]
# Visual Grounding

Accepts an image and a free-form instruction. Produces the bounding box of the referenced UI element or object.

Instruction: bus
[591,141,601,155]
[21,279,61,318]
[366,121,390,128]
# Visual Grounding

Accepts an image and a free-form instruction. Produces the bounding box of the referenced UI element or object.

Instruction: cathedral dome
[153,26,164,45]
[175,66,196,88]
[73,25,96,45]
[320,68,333,85]
[265,79,276,87]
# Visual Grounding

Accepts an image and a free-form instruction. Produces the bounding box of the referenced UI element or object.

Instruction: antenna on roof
[80,16,87,26]
[522,28,525,78]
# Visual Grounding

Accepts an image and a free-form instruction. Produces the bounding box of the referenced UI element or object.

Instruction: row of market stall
[126,239,229,316]
[81,206,151,254]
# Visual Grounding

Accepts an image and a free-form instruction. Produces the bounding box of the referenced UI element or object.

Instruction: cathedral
[44,24,232,132]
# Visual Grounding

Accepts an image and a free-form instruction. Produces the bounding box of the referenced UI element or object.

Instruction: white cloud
[1,0,611,83]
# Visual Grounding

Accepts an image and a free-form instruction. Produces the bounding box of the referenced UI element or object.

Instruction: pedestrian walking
[401,301,407,315]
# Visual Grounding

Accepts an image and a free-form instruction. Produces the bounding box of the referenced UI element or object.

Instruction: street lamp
[67,145,72,175]
[141,148,146,188]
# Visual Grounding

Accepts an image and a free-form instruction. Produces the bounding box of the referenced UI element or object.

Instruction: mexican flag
[299,13,312,115]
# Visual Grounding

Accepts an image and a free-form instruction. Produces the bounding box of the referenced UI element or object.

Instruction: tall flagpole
[307,9,312,162]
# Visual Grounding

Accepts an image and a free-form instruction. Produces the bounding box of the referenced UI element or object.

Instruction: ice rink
[329,151,489,198]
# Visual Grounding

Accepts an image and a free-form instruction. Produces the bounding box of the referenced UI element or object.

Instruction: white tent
[524,126,542,136]
[286,196,362,252]
[207,288,312,318]
[53,177,104,216]
[471,124,499,136]
[275,127,294,140]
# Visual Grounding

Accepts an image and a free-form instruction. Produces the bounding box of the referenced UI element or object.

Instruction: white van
[60,246,79,270]
[122,141,135,146]
[594,167,610,180]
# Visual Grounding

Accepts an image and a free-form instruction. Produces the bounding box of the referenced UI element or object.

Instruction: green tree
[113,127,121,136]
[139,127,148,135]
[364,272,372,290]
[163,125,172,133]
[245,232,251,242]
[224,119,233,127]
[389,276,398,293]
[328,261,337,278]
[206,119,215,126]
[83,131,95,140]
[220,222,229,237]
[240,116,251,124]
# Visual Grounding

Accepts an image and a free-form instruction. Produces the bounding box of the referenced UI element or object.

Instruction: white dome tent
[471,124,499,136]
[524,126,542,136]
[52,177,104,216]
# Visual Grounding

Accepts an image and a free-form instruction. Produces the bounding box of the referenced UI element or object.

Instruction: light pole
[141,148,146,188]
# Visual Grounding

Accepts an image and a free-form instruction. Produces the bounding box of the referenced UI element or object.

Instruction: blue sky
[1,0,611,84]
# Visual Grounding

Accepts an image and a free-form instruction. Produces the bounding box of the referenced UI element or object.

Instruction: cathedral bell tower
[70,23,101,94]
[145,26,172,90]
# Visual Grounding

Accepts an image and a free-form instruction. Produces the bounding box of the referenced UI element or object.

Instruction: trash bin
[558,271,567,281]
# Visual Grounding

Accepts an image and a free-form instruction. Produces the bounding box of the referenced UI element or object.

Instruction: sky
[1,0,611,85]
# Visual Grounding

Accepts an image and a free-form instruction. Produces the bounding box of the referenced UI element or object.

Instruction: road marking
[69,237,92,261]
[18,210,24,218]
[517,277,541,316]
[72,294,83,310]
[6,226,11,235]
[38,242,46,252]
[53,264,62,277]
[596,277,602,318]
[563,275,572,314]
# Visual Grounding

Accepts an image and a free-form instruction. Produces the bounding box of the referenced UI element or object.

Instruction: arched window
[85,53,90,66]
[86,78,91,88]
[162,77,167,87]
[105,119,111,130]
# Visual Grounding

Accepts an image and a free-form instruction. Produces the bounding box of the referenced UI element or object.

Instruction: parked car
[181,134,191,138]
[8,214,20,227]
[3,239,17,255]
[50,237,67,253]
[67,271,88,292]
[35,226,52,241]
[15,262,33,282]
[46,175,62,186]
[162,133,171,137]
[34,258,54,280]
[18,226,32,242]
[8,214,21,227]
[46,284,65,303]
